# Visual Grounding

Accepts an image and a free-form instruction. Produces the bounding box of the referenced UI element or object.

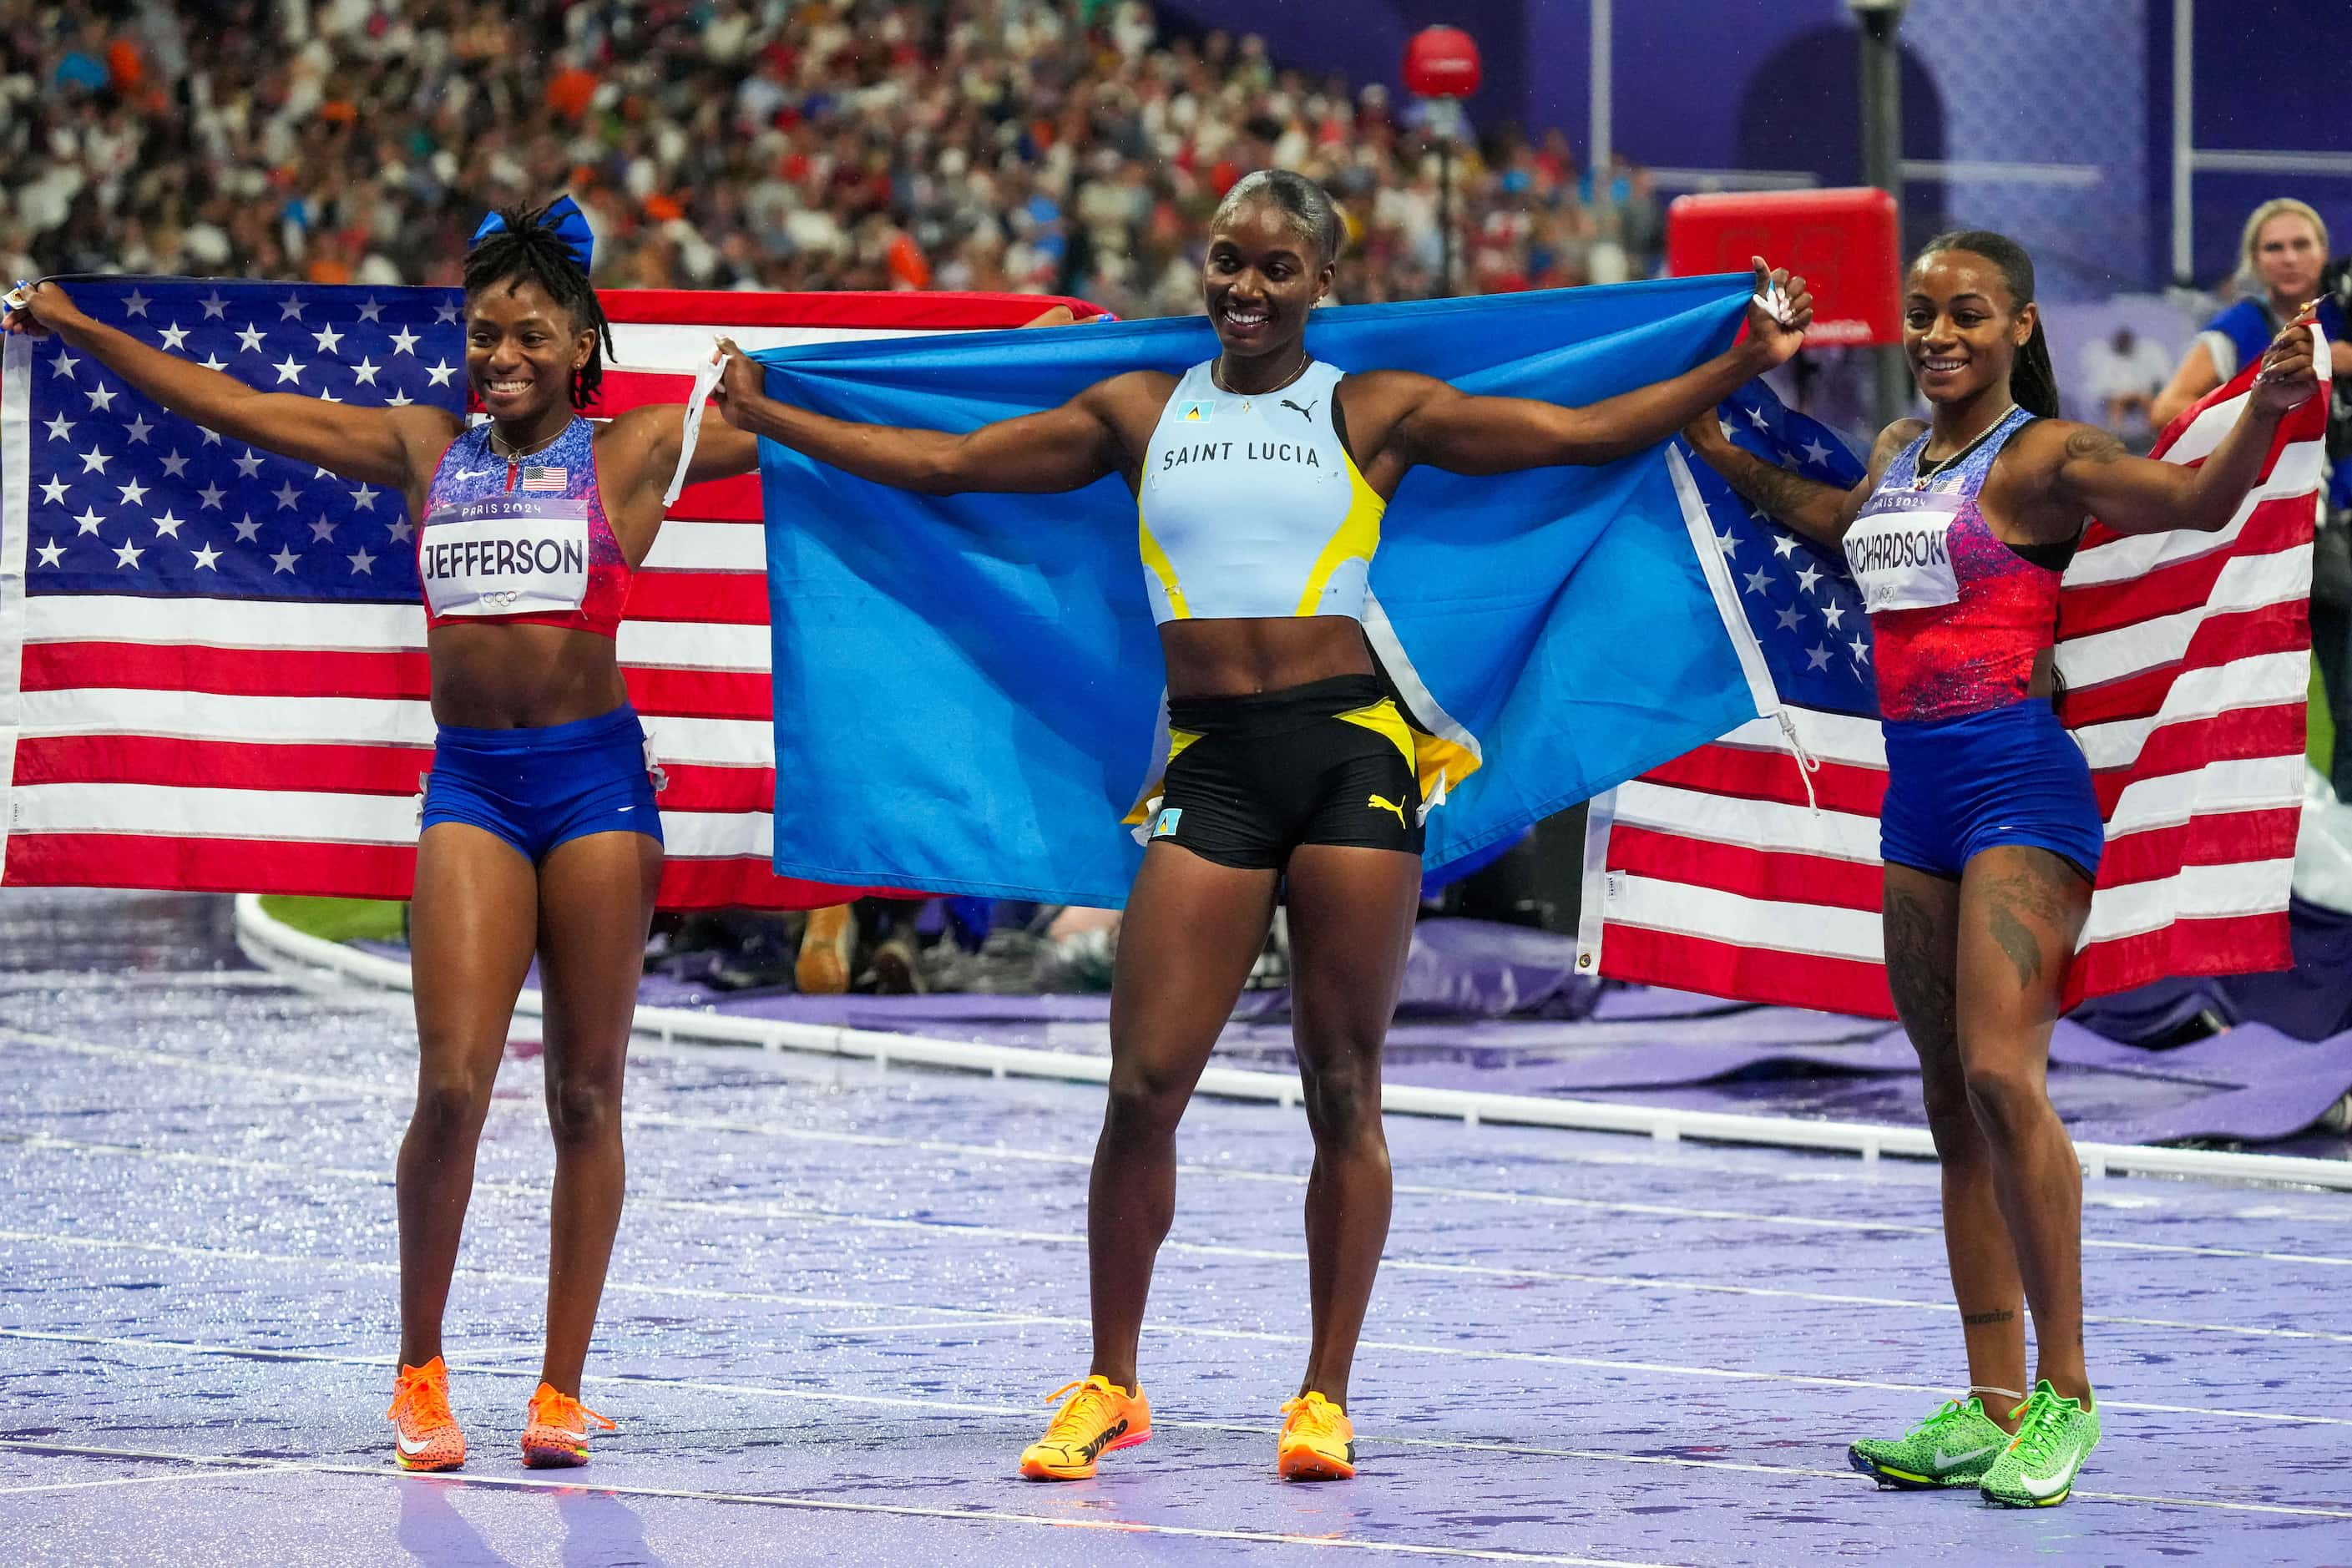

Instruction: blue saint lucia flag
[752,275,1778,906]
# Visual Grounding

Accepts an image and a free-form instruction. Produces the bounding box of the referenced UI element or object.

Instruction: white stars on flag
[22,277,460,597]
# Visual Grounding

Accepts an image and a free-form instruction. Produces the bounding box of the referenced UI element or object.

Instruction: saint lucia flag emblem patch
[1151,807,1183,837]
[1177,400,1213,423]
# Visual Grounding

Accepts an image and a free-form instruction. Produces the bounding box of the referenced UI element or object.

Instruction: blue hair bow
[471,195,594,275]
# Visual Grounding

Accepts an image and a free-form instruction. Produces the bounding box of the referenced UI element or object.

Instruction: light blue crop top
[1136,358,1386,624]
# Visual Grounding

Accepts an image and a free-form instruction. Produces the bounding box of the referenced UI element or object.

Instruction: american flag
[0,278,1090,908]
[517,465,567,493]
[1580,362,2327,1017]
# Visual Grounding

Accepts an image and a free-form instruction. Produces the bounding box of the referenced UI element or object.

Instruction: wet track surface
[3,891,2349,1566]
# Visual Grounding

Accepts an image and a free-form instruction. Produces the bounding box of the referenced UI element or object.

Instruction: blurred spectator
[2153,199,2351,430]
[2079,326,2176,451]
[0,0,1664,312]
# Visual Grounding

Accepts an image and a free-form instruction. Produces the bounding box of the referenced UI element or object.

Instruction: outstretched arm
[3,281,452,491]
[617,304,1092,504]
[1681,412,1918,549]
[2051,320,2320,535]
[1391,260,1814,473]
[711,338,1140,495]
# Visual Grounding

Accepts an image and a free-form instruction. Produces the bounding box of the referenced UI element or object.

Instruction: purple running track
[3,891,2349,1566]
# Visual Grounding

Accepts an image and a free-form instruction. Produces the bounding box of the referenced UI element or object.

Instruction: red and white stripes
[1584,359,2328,1018]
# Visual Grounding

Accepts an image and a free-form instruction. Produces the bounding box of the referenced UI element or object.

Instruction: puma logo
[1368,793,1408,829]
[1280,397,1318,423]
[1080,1419,1128,1461]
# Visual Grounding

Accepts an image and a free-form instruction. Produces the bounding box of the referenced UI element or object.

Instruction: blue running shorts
[1879,698,2102,883]
[420,704,663,862]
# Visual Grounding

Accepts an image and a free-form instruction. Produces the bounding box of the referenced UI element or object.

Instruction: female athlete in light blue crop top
[714,169,1818,1483]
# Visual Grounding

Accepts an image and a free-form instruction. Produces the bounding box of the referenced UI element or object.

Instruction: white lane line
[11,1130,2352,1345]
[3,1342,2347,1521]
[0,1464,311,1498]
[0,1440,1678,1567]
[809,1316,1065,1338]
[4,1032,2347,1268]
[1,1237,2343,1430]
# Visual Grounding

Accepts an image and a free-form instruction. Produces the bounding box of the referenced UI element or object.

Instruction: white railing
[233,895,2352,1192]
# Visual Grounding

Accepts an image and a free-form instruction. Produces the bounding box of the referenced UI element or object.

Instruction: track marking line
[11,1130,2351,1344]
[1,1344,2346,1521]
[0,1440,1683,1566]
[1,1237,2344,1430]
[9,1128,2342,1353]
[4,1037,2347,1269]
[0,1463,308,1498]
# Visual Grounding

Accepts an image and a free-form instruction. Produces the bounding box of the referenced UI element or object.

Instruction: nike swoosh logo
[542,1426,588,1444]
[396,1433,436,1455]
[1934,1444,1997,1470]
[2021,1444,2081,1498]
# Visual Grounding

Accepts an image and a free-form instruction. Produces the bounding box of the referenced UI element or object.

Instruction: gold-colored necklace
[487,422,565,460]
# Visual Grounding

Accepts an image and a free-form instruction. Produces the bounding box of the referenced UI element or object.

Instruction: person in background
[2152,199,2349,429]
[2079,326,2177,452]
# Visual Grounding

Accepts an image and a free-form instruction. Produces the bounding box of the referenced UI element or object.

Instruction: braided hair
[463,200,615,410]
[1213,170,1347,269]
[1915,230,2061,418]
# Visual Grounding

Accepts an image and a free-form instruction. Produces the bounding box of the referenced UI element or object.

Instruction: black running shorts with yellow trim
[1146,674,1424,870]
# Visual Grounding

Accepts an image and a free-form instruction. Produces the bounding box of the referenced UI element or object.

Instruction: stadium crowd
[0,0,1667,318]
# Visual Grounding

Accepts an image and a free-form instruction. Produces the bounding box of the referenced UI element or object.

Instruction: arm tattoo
[1722,450,1847,524]
[2062,426,2127,466]
[1961,1308,2017,1327]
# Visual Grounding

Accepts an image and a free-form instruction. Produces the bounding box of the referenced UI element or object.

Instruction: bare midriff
[426,622,632,729]
[1159,616,1373,701]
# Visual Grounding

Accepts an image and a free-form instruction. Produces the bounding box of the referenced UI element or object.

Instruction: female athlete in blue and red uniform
[8,200,766,1470]
[1683,230,2319,1507]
